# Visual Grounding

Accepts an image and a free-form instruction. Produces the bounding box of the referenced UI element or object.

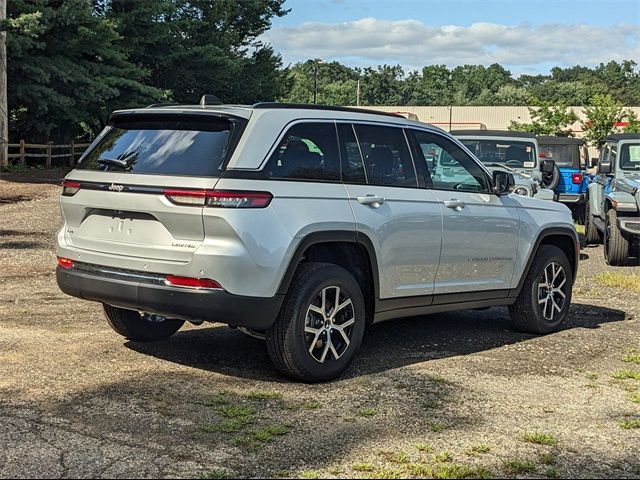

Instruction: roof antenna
[200,94,223,106]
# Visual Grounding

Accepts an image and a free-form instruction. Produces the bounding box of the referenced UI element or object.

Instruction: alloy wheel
[304,286,356,363]
[537,262,568,321]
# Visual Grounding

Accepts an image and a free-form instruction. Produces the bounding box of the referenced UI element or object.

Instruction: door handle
[444,199,465,211]
[357,195,385,208]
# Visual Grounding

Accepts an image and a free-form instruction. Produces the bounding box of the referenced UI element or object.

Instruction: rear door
[410,130,520,294]
[339,122,442,299]
[62,114,241,263]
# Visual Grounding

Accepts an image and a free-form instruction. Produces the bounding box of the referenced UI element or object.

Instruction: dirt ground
[1,171,639,479]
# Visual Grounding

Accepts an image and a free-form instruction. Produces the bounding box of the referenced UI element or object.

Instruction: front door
[409,130,520,294]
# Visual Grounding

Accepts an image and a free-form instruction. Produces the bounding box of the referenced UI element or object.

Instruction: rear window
[538,144,580,167]
[78,115,237,176]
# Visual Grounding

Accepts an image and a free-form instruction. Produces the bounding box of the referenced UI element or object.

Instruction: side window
[600,144,610,164]
[411,130,489,193]
[353,124,417,187]
[609,144,617,170]
[264,122,340,181]
[337,123,367,184]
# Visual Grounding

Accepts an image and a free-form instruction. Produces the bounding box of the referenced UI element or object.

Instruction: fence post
[70,140,75,166]
[19,139,25,166]
[46,141,52,169]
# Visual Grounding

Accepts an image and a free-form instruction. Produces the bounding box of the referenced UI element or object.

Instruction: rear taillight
[164,275,222,290]
[163,189,272,208]
[572,173,583,184]
[62,180,81,196]
[58,257,74,269]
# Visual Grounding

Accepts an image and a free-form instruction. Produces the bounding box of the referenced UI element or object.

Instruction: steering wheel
[505,159,523,167]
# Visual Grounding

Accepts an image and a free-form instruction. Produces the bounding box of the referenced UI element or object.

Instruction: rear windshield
[459,139,537,169]
[78,115,236,176]
[538,144,580,167]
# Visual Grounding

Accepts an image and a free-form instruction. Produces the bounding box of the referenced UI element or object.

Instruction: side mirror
[598,162,612,175]
[540,159,555,173]
[493,171,515,194]
[590,157,599,168]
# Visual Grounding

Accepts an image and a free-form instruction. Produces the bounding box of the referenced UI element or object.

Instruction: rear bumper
[557,193,586,205]
[57,266,284,330]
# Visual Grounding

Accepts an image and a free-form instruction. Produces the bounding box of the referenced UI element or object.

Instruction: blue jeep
[537,136,591,223]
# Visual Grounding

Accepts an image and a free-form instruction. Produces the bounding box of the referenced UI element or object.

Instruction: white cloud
[261,18,640,72]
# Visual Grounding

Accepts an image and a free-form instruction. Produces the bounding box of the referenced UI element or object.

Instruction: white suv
[56,100,579,382]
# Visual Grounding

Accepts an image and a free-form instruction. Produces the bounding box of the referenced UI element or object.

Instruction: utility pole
[0,0,7,168]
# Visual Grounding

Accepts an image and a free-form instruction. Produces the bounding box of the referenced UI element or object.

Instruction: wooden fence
[6,140,91,168]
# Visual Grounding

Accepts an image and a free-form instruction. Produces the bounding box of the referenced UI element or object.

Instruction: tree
[624,110,640,133]
[581,94,625,147]
[6,0,162,142]
[360,65,406,105]
[509,102,578,136]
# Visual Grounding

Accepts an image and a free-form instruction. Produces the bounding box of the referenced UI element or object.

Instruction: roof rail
[252,102,402,118]
[146,102,180,108]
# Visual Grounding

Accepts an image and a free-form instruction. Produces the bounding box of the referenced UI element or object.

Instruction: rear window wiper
[97,153,136,171]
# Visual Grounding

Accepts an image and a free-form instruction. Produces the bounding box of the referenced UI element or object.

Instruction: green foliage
[581,94,625,147]
[510,102,578,136]
[624,110,640,133]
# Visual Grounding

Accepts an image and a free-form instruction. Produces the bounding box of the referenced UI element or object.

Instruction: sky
[262,0,640,75]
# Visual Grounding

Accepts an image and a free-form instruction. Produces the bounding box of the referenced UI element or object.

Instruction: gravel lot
[1,171,639,479]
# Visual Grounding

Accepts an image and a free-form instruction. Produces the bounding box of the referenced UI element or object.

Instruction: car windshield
[620,143,640,171]
[459,139,537,169]
[538,144,580,167]
[78,115,236,176]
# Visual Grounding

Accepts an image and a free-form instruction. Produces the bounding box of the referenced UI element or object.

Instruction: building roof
[450,129,536,138]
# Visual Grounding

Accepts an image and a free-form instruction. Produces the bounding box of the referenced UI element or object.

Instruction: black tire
[265,262,366,383]
[509,245,573,334]
[604,209,630,266]
[103,304,184,341]
[585,201,602,245]
[541,164,561,190]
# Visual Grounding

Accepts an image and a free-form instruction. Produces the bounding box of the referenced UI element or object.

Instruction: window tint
[411,130,489,193]
[538,144,579,167]
[264,122,339,180]
[337,123,367,183]
[620,143,640,171]
[353,124,417,187]
[609,144,617,165]
[79,115,236,176]
[459,139,537,169]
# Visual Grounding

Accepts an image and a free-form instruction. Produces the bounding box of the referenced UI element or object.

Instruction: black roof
[605,133,640,142]
[450,129,535,138]
[537,136,584,145]
[252,102,403,118]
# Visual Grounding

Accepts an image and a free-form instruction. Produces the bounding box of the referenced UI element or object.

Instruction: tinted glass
[337,123,367,184]
[79,116,235,176]
[459,139,537,169]
[538,144,580,167]
[354,124,417,187]
[412,130,489,193]
[264,122,340,180]
[620,143,640,170]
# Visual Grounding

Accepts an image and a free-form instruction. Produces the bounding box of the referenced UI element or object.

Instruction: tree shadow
[0,241,45,249]
[0,169,69,185]
[126,303,627,383]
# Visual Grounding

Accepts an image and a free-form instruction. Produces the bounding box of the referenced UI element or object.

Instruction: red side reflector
[61,180,81,196]
[539,152,547,158]
[164,275,222,290]
[58,257,74,269]
[572,173,583,184]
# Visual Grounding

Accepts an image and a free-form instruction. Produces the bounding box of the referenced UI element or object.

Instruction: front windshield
[460,139,537,169]
[620,143,640,171]
[538,144,579,167]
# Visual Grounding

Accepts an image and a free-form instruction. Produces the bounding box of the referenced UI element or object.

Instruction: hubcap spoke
[333,299,353,318]
[333,324,351,346]
[539,262,567,322]
[308,304,324,317]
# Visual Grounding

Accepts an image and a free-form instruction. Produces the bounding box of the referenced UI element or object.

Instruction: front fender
[607,191,638,213]
[587,182,603,216]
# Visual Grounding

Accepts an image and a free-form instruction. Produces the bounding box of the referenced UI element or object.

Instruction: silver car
[56,100,579,382]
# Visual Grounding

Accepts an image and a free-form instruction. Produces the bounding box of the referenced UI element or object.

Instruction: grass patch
[252,424,289,443]
[198,470,228,479]
[231,435,261,452]
[299,471,321,479]
[392,451,410,464]
[429,422,446,433]
[201,416,254,434]
[502,458,536,475]
[433,451,452,463]
[423,398,440,409]
[359,408,378,417]
[430,464,487,479]
[218,405,255,418]
[539,452,557,465]
[630,393,640,404]
[415,443,433,452]
[586,372,599,380]
[522,432,558,446]
[201,392,232,407]
[613,370,640,381]
[471,444,492,454]
[304,401,322,410]
[619,419,640,429]
[352,463,375,472]
[246,390,282,401]
[623,349,640,364]
[595,272,640,293]
[370,467,405,479]
[545,467,561,479]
